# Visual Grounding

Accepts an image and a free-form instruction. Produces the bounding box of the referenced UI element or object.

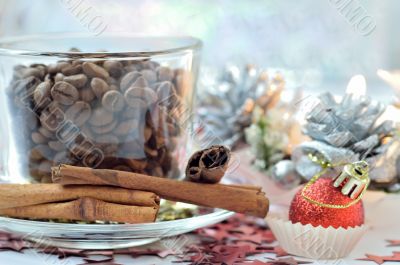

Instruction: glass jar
[0,33,201,183]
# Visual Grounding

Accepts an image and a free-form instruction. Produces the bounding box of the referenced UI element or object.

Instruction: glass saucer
[0,208,234,249]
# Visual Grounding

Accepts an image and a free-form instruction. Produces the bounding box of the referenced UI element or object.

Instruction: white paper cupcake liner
[265,206,367,259]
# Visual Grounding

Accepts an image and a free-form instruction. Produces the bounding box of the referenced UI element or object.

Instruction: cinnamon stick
[52,165,269,218]
[0,197,158,223]
[0,184,159,210]
[185,145,231,183]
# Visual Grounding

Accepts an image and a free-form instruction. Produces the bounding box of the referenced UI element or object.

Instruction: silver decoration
[291,141,357,179]
[197,64,284,148]
[366,138,400,184]
[292,91,398,185]
[271,160,302,189]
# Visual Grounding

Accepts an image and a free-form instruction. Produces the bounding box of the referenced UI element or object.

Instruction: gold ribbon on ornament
[301,160,370,209]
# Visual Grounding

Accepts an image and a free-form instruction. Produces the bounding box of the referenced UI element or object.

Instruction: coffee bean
[38,126,54,138]
[109,77,119,86]
[81,125,95,140]
[125,159,147,170]
[82,62,109,80]
[13,76,40,95]
[69,141,93,159]
[157,66,174,82]
[91,77,109,98]
[119,140,146,159]
[102,144,119,156]
[115,119,139,136]
[62,64,82,76]
[156,147,167,162]
[110,84,118,91]
[38,160,52,175]
[56,62,70,71]
[30,145,53,161]
[40,175,52,183]
[94,134,119,144]
[65,101,92,126]
[141,69,157,84]
[71,59,82,65]
[39,108,65,132]
[156,81,178,102]
[24,110,39,131]
[53,151,74,165]
[64,74,88,88]
[48,140,65,151]
[32,131,48,144]
[21,68,41,79]
[125,64,141,72]
[126,98,149,110]
[89,108,114,127]
[47,101,65,113]
[152,166,164,177]
[102,90,125,112]
[51,81,79,105]
[47,64,59,74]
[103,61,123,78]
[120,71,142,91]
[131,76,148,89]
[144,126,152,142]
[34,81,52,107]
[44,74,52,82]
[113,165,132,172]
[142,61,159,70]
[80,87,96,102]
[54,73,64,82]
[91,119,118,134]
[124,86,157,106]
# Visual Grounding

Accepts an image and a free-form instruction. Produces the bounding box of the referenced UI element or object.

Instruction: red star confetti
[0,233,10,241]
[258,230,276,243]
[157,249,177,258]
[233,232,265,245]
[229,224,256,235]
[256,246,288,257]
[358,252,400,264]
[175,253,209,264]
[387,240,400,247]
[0,240,28,252]
[198,227,233,241]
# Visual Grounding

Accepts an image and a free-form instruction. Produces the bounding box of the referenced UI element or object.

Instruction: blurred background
[0,0,398,99]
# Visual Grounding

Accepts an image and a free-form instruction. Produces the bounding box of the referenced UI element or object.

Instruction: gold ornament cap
[333,160,370,199]
[301,160,370,209]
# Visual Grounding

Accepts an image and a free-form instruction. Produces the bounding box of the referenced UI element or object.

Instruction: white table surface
[0,191,398,265]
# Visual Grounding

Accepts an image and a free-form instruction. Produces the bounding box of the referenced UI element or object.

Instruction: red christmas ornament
[289,178,364,229]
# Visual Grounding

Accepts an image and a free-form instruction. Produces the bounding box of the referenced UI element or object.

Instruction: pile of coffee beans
[7,56,188,182]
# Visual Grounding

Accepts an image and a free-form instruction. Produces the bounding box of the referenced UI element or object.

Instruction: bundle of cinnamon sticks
[0,184,160,223]
[0,146,269,223]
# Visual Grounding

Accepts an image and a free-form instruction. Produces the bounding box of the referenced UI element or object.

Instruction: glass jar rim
[0,32,202,59]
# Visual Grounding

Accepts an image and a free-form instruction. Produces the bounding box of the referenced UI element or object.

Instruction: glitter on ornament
[290,161,370,228]
[289,178,364,228]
